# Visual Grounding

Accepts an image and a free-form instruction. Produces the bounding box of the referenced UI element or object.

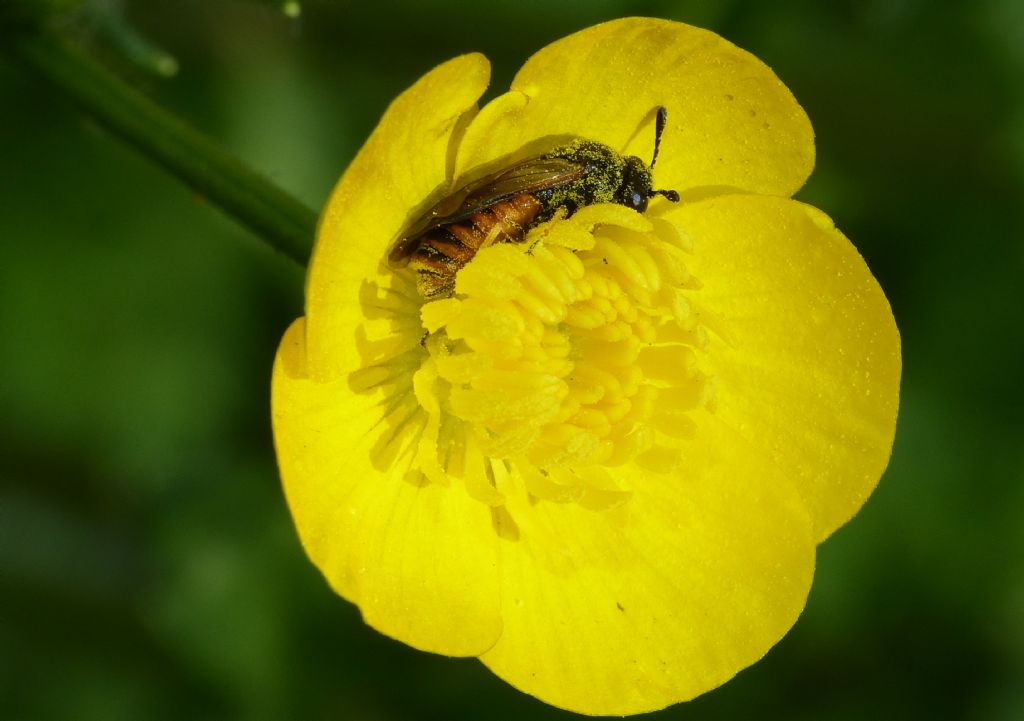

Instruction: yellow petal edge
[674,195,901,541]
[305,53,490,383]
[273,54,505,656]
[455,17,815,201]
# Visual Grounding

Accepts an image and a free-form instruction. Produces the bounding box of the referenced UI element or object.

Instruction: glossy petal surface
[306,53,489,382]
[673,195,901,540]
[480,415,814,714]
[455,18,814,200]
[273,319,503,655]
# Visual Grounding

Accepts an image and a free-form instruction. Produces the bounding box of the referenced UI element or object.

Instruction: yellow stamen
[356,203,717,513]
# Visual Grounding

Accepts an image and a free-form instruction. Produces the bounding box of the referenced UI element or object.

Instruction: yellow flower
[271,17,900,715]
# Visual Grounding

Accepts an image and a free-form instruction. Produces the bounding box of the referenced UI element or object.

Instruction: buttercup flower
[272,17,900,715]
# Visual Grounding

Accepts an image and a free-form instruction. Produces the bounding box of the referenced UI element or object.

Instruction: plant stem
[6,28,318,266]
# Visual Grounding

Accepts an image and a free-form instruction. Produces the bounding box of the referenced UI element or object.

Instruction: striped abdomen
[410,193,544,298]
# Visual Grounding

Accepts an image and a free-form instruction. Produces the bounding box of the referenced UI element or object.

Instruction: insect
[387,107,681,298]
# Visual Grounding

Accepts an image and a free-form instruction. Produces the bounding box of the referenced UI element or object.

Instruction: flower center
[400,204,715,510]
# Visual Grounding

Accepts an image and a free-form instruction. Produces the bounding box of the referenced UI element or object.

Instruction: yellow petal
[675,195,901,541]
[455,18,813,199]
[306,53,489,382]
[481,414,815,714]
[272,319,503,655]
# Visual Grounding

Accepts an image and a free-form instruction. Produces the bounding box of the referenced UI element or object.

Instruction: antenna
[651,106,669,169]
[650,106,680,203]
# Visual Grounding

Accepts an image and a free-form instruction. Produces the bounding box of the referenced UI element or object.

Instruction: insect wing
[388,157,585,267]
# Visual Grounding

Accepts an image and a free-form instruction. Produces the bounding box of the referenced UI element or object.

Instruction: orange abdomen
[411,193,544,298]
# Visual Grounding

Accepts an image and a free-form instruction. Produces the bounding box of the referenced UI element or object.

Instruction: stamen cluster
[412,205,714,509]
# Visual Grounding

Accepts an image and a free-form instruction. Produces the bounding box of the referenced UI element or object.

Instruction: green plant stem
[7,28,317,266]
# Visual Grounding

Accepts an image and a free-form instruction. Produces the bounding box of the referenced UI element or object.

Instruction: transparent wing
[388,157,585,267]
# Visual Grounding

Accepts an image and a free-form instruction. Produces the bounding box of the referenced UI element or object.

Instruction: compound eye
[629,190,647,211]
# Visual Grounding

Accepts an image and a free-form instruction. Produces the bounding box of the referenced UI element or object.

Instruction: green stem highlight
[7,28,318,266]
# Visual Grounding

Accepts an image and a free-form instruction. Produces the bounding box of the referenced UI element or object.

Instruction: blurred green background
[2,0,1022,719]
